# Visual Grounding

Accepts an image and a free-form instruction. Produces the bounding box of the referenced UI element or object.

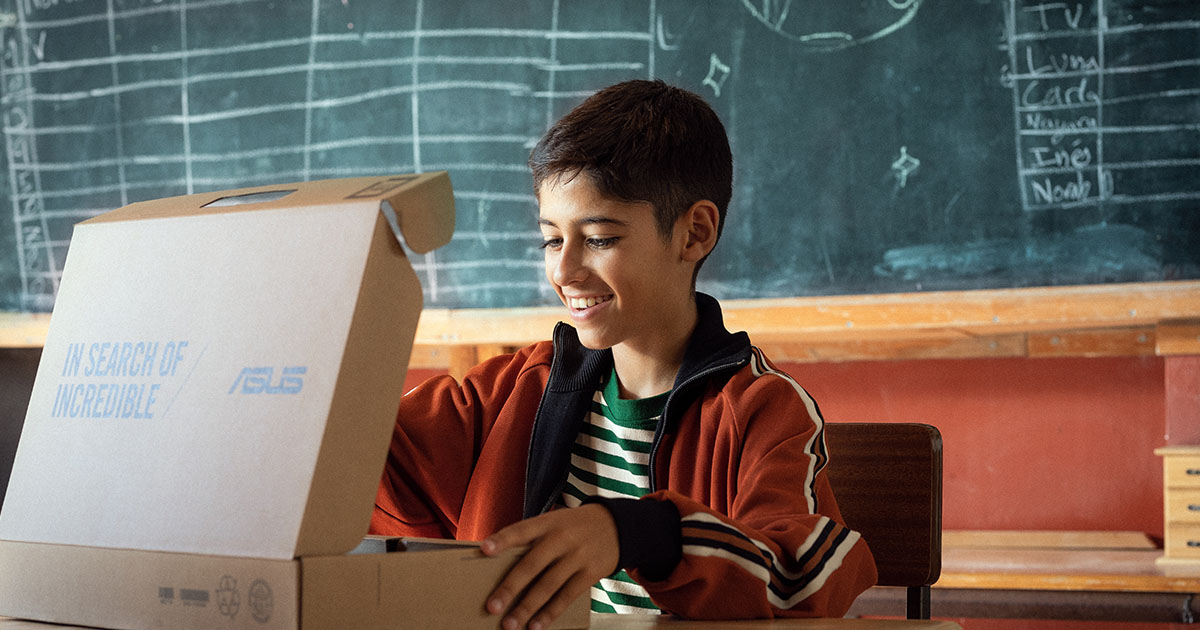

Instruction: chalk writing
[0,0,659,310]
[1006,0,1200,212]
[2,5,57,310]
[1023,2,1084,31]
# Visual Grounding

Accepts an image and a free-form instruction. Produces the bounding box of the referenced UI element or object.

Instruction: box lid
[0,173,455,561]
[81,174,454,255]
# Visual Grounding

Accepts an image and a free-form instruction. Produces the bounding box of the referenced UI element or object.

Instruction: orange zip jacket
[371,293,877,618]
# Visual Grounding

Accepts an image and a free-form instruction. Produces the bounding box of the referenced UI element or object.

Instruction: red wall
[1167,356,1200,445]
[786,355,1167,535]
[405,354,1170,536]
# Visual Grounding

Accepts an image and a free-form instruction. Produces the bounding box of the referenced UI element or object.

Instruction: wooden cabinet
[1157,446,1200,569]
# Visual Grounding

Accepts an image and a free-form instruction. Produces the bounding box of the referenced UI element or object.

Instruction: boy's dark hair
[529,79,733,270]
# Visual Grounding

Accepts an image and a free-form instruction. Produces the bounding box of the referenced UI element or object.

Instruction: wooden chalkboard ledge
[4,281,1199,370]
[411,281,1200,369]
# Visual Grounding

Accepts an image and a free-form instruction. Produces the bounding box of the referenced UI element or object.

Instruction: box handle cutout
[203,189,297,207]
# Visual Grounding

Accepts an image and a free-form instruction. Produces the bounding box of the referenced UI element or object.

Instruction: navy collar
[547,292,750,393]
[524,293,750,517]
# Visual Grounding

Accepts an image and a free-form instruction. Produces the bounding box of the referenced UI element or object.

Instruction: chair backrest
[824,422,943,615]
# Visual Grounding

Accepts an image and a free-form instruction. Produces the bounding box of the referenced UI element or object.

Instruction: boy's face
[537,176,697,353]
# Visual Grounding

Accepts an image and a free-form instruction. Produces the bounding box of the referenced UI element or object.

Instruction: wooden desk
[850,530,1198,623]
[0,615,961,629]
[589,616,960,629]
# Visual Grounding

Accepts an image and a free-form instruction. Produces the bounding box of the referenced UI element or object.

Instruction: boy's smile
[537,176,698,364]
[567,294,611,311]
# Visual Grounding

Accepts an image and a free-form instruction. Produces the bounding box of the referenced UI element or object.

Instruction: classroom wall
[1166,356,1200,446]
[1,352,1169,534]
[787,355,1167,536]
[407,353,1170,536]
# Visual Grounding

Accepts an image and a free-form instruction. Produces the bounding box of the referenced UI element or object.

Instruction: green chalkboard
[1,0,1197,312]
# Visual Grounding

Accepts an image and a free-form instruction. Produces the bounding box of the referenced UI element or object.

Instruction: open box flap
[80,173,455,255]
[0,175,452,560]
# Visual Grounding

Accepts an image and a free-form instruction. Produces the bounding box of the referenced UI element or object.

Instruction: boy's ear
[679,200,720,263]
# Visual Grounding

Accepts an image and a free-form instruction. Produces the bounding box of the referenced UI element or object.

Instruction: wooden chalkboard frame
[2,1,1197,314]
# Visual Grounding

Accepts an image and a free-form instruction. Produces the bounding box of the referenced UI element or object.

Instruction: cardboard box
[0,174,589,630]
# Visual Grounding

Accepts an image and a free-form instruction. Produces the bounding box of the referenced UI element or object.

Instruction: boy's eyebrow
[538,216,630,228]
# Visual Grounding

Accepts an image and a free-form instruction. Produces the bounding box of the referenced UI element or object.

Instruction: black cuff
[582,496,682,581]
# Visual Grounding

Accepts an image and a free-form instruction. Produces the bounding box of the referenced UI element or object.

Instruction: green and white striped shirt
[561,368,667,614]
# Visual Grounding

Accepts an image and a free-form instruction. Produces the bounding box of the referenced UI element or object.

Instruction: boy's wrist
[581,495,681,580]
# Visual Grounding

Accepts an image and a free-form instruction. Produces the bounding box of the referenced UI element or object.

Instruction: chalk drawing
[648,0,657,79]
[179,0,193,195]
[301,0,321,182]
[738,0,921,52]
[891,146,919,188]
[656,13,680,51]
[702,53,730,97]
[0,0,660,310]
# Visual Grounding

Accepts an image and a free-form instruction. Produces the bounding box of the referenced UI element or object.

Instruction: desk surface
[850,530,1194,623]
[937,530,1193,593]
[588,617,960,629]
[0,616,961,630]
[938,547,1193,593]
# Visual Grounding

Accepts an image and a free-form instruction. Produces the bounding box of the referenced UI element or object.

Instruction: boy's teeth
[570,296,608,309]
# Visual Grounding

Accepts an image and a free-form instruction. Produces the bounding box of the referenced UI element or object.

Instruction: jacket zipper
[648,356,749,492]
[524,325,568,517]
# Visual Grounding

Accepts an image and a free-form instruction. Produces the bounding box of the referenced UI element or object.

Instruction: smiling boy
[371,80,877,628]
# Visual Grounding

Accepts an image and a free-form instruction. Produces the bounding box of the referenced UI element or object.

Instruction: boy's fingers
[501,557,577,630]
[528,572,595,630]
[485,525,557,615]
[482,518,539,555]
[482,505,619,626]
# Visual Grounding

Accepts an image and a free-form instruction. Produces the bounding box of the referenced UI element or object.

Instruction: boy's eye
[539,236,618,250]
[586,236,619,249]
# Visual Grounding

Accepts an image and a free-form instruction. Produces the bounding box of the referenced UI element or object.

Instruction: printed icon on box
[249,579,274,624]
[181,588,210,607]
[228,366,307,395]
[216,575,240,619]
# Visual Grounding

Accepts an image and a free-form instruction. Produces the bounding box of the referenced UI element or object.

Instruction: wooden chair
[824,422,943,619]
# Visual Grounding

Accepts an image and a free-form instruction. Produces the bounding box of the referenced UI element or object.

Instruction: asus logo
[228,366,306,395]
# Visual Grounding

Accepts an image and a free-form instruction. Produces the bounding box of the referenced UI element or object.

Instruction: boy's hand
[481,504,618,630]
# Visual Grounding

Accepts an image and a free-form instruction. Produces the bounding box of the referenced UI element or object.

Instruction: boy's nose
[550,245,587,286]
